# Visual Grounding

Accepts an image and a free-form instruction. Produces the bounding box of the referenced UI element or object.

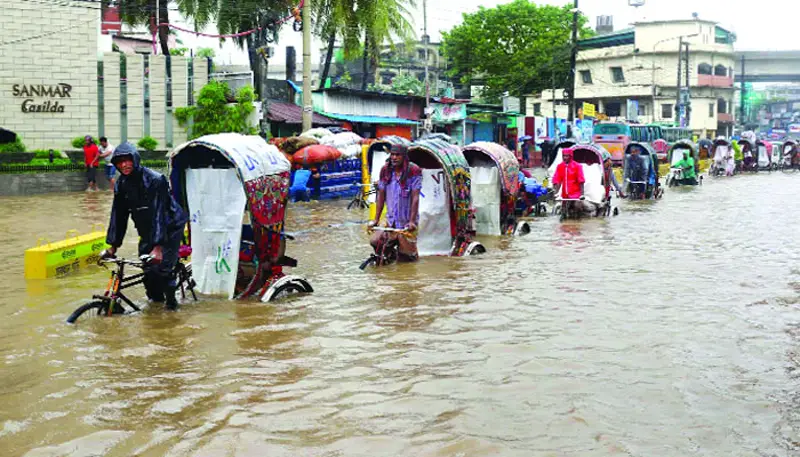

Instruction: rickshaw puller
[368,143,422,261]
[101,142,188,310]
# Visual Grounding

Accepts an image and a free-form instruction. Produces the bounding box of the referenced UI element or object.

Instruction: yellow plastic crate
[24,226,109,279]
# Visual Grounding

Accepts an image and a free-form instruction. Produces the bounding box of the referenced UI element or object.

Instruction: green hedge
[0,138,26,154]
[0,153,34,164]
[0,160,167,174]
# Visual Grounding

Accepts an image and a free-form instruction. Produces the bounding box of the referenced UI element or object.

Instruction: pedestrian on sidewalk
[83,135,100,191]
[521,139,531,168]
[98,137,116,189]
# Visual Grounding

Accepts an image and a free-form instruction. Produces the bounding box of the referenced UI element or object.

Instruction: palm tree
[314,0,415,91]
[112,0,172,55]
[312,0,359,90]
[357,0,416,90]
[213,0,294,98]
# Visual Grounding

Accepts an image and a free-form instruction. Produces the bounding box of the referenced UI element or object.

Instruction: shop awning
[321,112,418,125]
[266,102,339,126]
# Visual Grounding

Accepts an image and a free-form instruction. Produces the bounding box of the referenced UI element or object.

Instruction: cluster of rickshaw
[708,137,800,176]
[155,130,800,309]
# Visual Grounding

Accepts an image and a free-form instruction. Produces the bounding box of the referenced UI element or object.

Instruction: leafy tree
[442,0,593,100]
[174,80,257,139]
[369,73,424,96]
[195,47,215,59]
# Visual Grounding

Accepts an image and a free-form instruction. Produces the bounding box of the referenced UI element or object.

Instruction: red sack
[293,145,342,165]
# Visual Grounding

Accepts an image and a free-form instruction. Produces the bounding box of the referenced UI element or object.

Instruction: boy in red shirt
[83,135,100,191]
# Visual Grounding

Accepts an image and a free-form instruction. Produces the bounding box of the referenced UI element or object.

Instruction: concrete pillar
[150,55,167,148]
[193,58,209,100]
[171,56,189,145]
[103,53,122,145]
[126,54,145,143]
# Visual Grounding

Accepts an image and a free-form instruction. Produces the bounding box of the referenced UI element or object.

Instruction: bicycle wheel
[66,300,107,324]
[268,282,307,301]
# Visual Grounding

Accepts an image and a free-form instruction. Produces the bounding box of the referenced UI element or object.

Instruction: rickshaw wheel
[269,282,306,300]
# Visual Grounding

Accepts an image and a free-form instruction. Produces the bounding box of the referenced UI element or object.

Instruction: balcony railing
[698,75,733,88]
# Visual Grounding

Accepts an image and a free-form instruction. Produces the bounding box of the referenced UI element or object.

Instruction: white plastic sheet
[418,169,452,256]
[186,168,246,299]
[368,150,389,205]
[582,164,604,203]
[672,148,690,167]
[470,166,501,236]
[758,146,771,168]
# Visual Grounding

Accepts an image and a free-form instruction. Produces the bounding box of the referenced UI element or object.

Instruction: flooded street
[3,173,800,457]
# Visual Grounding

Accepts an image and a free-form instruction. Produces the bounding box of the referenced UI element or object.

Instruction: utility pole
[683,41,691,126]
[423,0,430,133]
[567,0,579,123]
[675,37,683,126]
[739,54,746,126]
[301,0,313,132]
[552,73,557,122]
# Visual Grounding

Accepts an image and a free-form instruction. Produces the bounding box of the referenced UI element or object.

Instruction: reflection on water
[1,173,800,456]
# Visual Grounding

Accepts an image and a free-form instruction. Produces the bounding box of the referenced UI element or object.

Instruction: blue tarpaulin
[321,112,419,125]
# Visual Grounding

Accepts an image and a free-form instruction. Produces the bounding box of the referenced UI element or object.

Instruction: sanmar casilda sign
[12,83,72,113]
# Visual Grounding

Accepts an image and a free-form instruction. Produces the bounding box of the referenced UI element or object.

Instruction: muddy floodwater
[2,173,800,456]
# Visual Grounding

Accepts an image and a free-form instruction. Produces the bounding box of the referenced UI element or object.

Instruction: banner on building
[534,117,547,142]
[576,119,594,142]
[502,96,521,113]
[430,103,467,123]
[626,99,639,123]
[582,102,596,119]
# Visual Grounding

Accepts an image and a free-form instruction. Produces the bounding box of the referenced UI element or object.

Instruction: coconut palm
[112,0,172,55]
[358,0,416,90]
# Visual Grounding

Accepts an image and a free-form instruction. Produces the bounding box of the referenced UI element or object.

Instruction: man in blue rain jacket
[102,142,188,310]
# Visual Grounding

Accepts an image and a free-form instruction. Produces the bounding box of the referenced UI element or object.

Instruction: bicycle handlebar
[99,255,153,268]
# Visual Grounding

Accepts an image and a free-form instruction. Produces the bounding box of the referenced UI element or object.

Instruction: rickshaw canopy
[170,133,291,184]
[462,141,521,195]
[668,140,698,166]
[409,138,472,230]
[168,134,292,298]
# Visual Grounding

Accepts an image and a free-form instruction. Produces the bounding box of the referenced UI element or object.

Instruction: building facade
[1,0,101,150]
[527,19,737,138]
[1,0,209,151]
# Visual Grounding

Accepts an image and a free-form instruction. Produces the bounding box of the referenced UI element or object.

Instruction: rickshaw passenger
[602,152,625,199]
[625,145,647,196]
[673,151,698,185]
[552,148,585,200]
[368,144,422,261]
[102,142,188,310]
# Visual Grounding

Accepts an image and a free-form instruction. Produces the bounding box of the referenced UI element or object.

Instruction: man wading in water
[368,144,422,261]
[101,143,188,310]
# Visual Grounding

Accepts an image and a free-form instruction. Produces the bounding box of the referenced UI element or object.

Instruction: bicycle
[66,255,196,324]
[359,226,413,270]
[347,183,375,210]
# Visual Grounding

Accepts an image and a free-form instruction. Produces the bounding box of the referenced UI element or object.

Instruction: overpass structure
[734,51,800,83]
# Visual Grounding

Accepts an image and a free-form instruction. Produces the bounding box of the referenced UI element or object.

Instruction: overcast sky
[181,0,790,67]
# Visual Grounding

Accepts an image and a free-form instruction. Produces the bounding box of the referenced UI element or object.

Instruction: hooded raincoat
[106,144,187,253]
[106,143,188,301]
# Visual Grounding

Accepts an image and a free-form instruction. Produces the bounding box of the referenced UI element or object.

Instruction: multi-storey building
[527,18,737,138]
